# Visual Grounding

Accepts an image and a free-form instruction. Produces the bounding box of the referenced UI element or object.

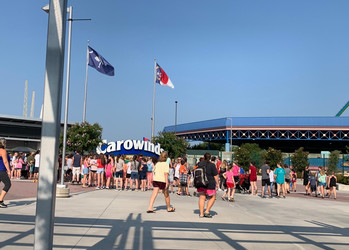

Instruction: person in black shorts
[259,161,271,198]
[328,172,337,199]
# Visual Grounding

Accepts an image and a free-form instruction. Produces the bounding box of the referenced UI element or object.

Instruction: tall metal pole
[151,59,156,140]
[227,118,232,151]
[60,6,72,186]
[174,100,178,133]
[34,0,67,249]
[83,40,90,122]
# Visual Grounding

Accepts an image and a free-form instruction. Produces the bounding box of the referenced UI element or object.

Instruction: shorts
[126,173,131,178]
[97,168,104,174]
[250,176,257,182]
[197,188,216,197]
[285,179,290,183]
[73,167,81,176]
[262,178,270,186]
[174,177,179,181]
[234,176,239,183]
[83,168,89,175]
[180,182,187,187]
[90,170,97,173]
[34,167,39,174]
[115,170,123,178]
[226,182,235,188]
[30,165,35,173]
[319,182,326,187]
[310,185,316,192]
[131,172,138,180]
[106,172,112,178]
[153,181,166,190]
[140,172,147,180]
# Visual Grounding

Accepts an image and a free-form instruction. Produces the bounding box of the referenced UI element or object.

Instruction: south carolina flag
[155,63,174,88]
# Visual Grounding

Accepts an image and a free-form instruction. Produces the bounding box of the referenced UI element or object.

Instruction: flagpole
[83,40,90,122]
[151,58,156,141]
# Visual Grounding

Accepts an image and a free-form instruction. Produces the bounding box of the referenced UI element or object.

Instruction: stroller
[236,173,250,193]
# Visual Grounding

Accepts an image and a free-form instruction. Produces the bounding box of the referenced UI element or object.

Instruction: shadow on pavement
[0,214,348,249]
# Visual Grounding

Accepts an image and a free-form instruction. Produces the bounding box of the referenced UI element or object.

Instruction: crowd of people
[0,139,339,211]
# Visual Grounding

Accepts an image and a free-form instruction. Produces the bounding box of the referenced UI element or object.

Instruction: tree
[234,146,251,170]
[264,147,283,168]
[327,150,340,174]
[153,132,188,158]
[61,122,103,154]
[189,142,224,151]
[290,147,309,173]
[233,143,263,170]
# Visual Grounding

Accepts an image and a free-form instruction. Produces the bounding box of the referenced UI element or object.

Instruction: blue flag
[88,46,115,76]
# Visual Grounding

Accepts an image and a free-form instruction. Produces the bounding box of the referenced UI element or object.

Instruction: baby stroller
[236,173,250,193]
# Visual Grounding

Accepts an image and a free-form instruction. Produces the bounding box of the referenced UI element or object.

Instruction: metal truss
[178,129,349,142]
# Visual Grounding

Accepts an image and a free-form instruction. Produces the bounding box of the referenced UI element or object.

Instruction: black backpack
[193,162,209,188]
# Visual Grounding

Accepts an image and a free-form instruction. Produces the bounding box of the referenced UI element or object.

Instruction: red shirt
[97,159,104,169]
[249,166,257,181]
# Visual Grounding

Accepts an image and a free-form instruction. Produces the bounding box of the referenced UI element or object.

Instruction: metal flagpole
[83,40,90,122]
[151,59,156,140]
[60,5,73,187]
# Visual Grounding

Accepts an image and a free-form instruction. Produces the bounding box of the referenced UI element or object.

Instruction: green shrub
[336,174,349,184]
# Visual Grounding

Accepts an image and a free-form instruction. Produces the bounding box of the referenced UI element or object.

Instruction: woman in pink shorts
[197,153,219,218]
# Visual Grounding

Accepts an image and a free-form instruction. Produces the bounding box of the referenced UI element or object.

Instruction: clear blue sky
[1,0,349,142]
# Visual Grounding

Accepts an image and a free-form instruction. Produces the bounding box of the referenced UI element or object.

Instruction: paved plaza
[0,184,348,249]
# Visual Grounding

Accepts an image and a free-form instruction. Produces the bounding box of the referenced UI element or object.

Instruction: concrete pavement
[0,188,348,249]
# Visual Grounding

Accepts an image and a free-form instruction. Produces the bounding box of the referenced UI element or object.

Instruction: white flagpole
[151,59,157,140]
[83,40,90,122]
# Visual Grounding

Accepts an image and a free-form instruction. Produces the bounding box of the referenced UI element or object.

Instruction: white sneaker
[218,188,222,191]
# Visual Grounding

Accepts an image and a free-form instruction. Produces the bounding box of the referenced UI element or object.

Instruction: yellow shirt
[153,162,169,183]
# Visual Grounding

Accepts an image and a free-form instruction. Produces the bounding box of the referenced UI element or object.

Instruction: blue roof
[163,117,349,133]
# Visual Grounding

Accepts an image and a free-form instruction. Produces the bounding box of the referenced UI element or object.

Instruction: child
[328,172,337,199]
[179,159,189,196]
[308,173,317,197]
[168,164,175,194]
[105,159,113,189]
[222,164,235,202]
[16,155,23,179]
[291,169,297,192]
[82,156,90,188]
[318,170,327,199]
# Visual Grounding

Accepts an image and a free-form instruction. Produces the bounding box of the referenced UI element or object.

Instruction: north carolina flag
[156,63,174,88]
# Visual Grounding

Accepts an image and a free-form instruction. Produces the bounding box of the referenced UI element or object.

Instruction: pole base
[56,186,70,198]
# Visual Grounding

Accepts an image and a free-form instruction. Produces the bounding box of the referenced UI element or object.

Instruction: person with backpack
[195,153,218,218]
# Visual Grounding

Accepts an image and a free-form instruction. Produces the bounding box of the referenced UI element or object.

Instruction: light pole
[43,4,90,187]
[174,101,178,133]
[227,118,232,151]
[35,1,67,248]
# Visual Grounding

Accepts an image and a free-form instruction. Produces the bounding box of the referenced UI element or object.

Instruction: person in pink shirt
[16,154,23,179]
[105,158,113,189]
[221,164,236,201]
[231,162,240,199]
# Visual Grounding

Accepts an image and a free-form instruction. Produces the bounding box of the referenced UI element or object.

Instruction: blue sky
[1,0,349,142]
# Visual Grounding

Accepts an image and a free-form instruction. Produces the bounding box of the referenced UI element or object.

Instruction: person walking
[146,157,154,190]
[197,153,219,218]
[0,138,11,208]
[248,161,257,195]
[147,151,175,213]
[129,155,139,191]
[318,170,327,199]
[221,164,235,201]
[218,160,227,191]
[327,172,337,199]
